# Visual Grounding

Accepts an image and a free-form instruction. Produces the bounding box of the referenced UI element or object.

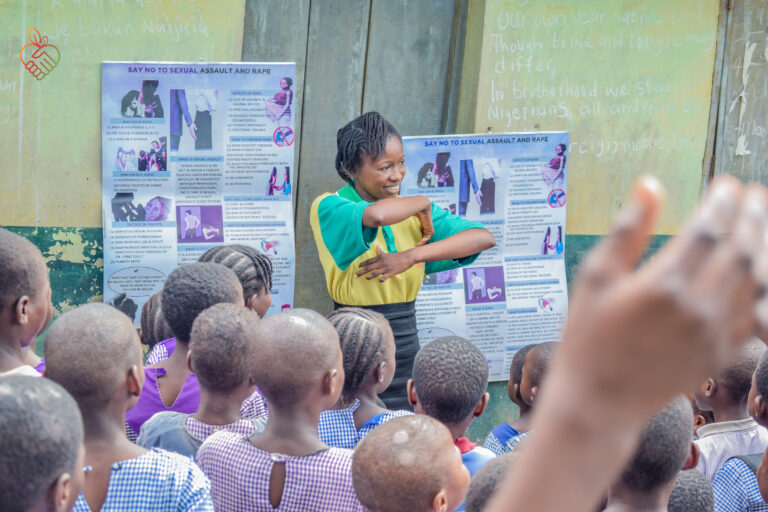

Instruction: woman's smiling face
[351,136,406,202]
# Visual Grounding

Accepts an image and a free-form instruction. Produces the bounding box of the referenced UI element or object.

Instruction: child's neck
[352,389,388,430]
[0,339,25,373]
[509,412,532,433]
[193,388,246,426]
[712,401,750,423]
[445,418,474,440]
[251,404,326,456]
[83,403,146,463]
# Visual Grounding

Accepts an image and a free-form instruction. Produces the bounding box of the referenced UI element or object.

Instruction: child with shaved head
[319,307,413,449]
[125,262,244,441]
[695,338,768,480]
[604,395,698,511]
[464,453,519,512]
[484,345,534,455]
[353,414,470,512]
[44,303,213,511]
[0,228,53,376]
[0,376,84,512]
[138,304,266,457]
[196,309,365,511]
[669,470,714,512]
[408,335,495,508]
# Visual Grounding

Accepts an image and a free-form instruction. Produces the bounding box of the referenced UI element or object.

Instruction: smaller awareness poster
[402,132,569,380]
[101,61,296,326]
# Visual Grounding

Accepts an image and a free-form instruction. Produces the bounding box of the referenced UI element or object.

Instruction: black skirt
[334,300,418,411]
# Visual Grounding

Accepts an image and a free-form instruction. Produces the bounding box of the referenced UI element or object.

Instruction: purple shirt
[126,368,201,440]
[196,431,365,511]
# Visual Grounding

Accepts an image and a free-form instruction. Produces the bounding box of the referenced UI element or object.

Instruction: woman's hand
[356,246,417,282]
[415,205,433,246]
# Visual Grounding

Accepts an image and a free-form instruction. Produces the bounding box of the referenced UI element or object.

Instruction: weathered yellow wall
[469,0,719,235]
[0,0,245,228]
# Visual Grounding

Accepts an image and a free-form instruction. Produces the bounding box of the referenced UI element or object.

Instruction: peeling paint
[44,230,93,264]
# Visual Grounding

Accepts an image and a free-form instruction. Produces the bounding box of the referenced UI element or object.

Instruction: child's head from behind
[353,415,469,512]
[44,303,142,414]
[464,453,519,512]
[519,342,558,406]
[198,245,273,317]
[251,308,343,410]
[409,336,489,429]
[139,291,174,349]
[189,303,260,396]
[506,344,535,408]
[612,395,695,501]
[327,307,395,406]
[335,112,403,200]
[748,348,768,427]
[696,337,764,414]
[0,228,52,347]
[0,376,84,512]
[667,469,714,512]
[161,262,243,343]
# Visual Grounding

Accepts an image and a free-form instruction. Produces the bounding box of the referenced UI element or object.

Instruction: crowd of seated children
[44,303,213,511]
[125,262,245,441]
[196,309,365,511]
[711,349,768,510]
[0,376,84,512]
[10,175,768,512]
[408,334,495,510]
[603,395,698,512]
[486,342,557,454]
[353,414,470,512]
[695,338,768,480]
[138,304,267,457]
[484,344,533,454]
[0,228,52,377]
[319,307,413,448]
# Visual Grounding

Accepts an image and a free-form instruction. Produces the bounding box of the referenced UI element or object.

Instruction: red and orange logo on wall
[19,27,60,80]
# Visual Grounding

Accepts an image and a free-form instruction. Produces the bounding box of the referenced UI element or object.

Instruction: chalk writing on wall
[474,0,719,235]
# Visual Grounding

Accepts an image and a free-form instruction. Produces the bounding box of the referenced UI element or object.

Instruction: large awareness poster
[403,132,569,380]
[102,62,296,326]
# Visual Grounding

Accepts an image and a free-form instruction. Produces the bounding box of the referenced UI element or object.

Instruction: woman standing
[310,112,495,409]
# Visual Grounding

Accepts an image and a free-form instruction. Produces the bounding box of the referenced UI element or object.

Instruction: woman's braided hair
[327,307,394,406]
[198,244,273,301]
[334,112,400,184]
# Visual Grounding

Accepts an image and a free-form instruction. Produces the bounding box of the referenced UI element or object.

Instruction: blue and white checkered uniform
[712,457,768,512]
[72,448,213,511]
[319,400,414,449]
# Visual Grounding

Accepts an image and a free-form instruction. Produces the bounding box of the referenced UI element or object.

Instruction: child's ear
[14,295,31,324]
[705,378,717,397]
[127,365,142,398]
[48,470,75,512]
[186,351,194,373]
[530,385,539,403]
[682,442,700,470]
[374,361,387,384]
[754,395,768,427]
[407,379,418,407]
[322,368,339,396]
[474,392,490,418]
[431,489,448,512]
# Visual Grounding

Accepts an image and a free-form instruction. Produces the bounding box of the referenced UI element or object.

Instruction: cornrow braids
[327,307,394,406]
[334,111,401,184]
[198,244,273,299]
[140,292,174,349]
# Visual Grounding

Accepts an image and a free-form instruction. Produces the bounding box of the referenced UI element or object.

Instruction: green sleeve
[317,194,378,270]
[424,203,486,274]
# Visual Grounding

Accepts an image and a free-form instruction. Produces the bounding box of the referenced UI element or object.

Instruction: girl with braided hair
[318,307,414,449]
[310,112,495,409]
